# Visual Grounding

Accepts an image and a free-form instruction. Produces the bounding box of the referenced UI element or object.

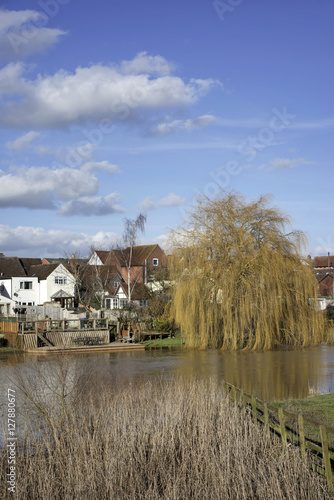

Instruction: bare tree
[118,213,147,304]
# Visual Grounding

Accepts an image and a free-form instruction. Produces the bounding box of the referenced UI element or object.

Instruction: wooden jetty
[1,318,143,353]
[26,341,145,354]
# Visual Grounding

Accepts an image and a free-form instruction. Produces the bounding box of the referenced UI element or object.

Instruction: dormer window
[153,258,159,266]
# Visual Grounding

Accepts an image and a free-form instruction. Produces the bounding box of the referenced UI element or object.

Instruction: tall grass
[0,365,330,499]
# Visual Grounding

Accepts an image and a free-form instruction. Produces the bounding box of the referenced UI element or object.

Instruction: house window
[140,300,147,307]
[55,276,67,285]
[113,298,119,308]
[120,299,128,308]
[153,258,159,266]
[113,281,118,288]
[20,281,32,289]
[105,298,111,309]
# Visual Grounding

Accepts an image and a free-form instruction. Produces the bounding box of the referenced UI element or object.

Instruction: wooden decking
[26,341,145,354]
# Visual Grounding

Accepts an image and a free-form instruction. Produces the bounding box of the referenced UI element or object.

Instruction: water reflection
[1,345,334,401]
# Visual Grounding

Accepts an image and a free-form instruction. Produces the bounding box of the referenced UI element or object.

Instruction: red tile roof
[312,255,334,268]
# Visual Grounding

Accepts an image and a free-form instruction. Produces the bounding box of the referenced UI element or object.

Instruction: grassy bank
[0,365,331,499]
[273,393,334,428]
[0,346,22,353]
[0,336,21,353]
[272,393,334,448]
[141,334,185,348]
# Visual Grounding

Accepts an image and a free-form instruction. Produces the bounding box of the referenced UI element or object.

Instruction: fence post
[320,425,333,492]
[298,414,306,461]
[278,408,287,447]
[264,402,270,439]
[252,397,257,424]
[232,385,237,406]
[240,390,244,407]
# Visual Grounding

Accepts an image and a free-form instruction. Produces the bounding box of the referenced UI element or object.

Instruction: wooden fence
[0,321,19,333]
[223,381,334,492]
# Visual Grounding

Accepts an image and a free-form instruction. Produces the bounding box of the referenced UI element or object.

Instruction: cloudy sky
[0,0,333,257]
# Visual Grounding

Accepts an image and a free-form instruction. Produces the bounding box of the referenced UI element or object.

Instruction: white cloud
[139,193,186,211]
[153,114,217,136]
[0,55,220,129]
[139,196,156,212]
[0,9,66,60]
[0,162,123,215]
[6,131,40,151]
[121,51,175,75]
[159,193,186,207]
[81,160,120,175]
[262,157,317,170]
[292,119,334,130]
[34,145,52,155]
[0,224,121,257]
[59,193,124,216]
[0,166,98,209]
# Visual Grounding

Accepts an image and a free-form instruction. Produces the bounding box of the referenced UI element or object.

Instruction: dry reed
[0,362,331,499]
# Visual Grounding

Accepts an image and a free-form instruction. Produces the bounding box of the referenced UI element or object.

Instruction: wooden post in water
[278,408,287,447]
[320,425,333,492]
[298,414,306,461]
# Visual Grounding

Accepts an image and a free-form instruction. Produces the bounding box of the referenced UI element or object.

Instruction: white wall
[39,280,48,304]
[11,277,39,306]
[46,264,76,302]
[88,253,103,265]
[0,296,16,316]
[0,278,12,299]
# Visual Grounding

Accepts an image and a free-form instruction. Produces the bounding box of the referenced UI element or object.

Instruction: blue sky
[0,0,333,257]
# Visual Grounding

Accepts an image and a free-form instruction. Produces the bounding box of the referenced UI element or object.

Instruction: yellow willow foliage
[169,192,325,350]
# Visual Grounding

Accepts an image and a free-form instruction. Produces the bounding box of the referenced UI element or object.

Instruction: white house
[104,283,149,309]
[0,257,40,310]
[29,263,76,307]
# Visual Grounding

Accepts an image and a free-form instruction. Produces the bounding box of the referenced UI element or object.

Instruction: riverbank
[0,346,22,353]
[273,393,334,429]
[0,378,329,499]
[141,334,185,348]
[0,336,22,353]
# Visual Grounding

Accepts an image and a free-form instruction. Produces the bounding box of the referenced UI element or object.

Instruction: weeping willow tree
[169,192,325,350]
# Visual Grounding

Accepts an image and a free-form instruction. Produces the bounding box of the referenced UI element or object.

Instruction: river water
[1,345,334,401]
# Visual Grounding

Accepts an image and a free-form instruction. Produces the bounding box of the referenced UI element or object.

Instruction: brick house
[311,254,334,297]
[89,244,168,285]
